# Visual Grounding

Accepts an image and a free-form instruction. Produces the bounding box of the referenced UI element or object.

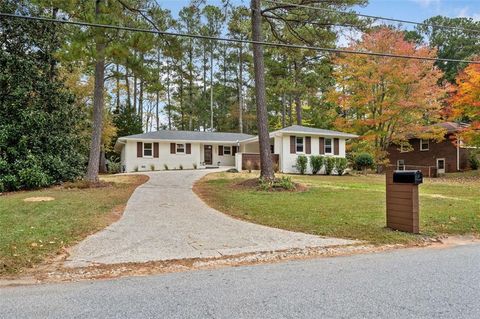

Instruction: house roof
[274,125,359,138]
[117,130,254,143]
[434,122,470,134]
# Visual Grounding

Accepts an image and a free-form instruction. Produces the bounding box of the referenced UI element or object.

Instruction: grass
[195,171,480,245]
[0,174,148,275]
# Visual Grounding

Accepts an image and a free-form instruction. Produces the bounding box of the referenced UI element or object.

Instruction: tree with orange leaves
[451,62,480,147]
[328,27,447,163]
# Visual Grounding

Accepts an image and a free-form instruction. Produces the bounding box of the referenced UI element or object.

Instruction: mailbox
[393,170,423,185]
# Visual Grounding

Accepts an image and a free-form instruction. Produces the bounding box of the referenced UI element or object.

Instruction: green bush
[335,158,348,176]
[325,157,336,175]
[469,152,479,170]
[193,163,197,169]
[179,164,184,170]
[258,176,295,191]
[296,155,308,174]
[310,155,324,174]
[355,153,374,173]
[0,175,19,192]
[164,164,169,170]
[18,166,50,189]
[107,159,121,174]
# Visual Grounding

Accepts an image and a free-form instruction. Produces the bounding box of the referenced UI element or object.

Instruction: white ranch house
[114,125,358,174]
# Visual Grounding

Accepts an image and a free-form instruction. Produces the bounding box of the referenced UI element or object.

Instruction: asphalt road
[2,243,480,319]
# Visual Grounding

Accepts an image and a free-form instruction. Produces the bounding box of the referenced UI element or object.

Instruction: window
[324,138,333,154]
[143,143,152,157]
[296,137,304,153]
[176,143,185,154]
[223,146,231,155]
[420,139,429,151]
[397,160,405,170]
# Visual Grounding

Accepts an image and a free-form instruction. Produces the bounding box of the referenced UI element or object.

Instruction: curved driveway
[66,170,356,267]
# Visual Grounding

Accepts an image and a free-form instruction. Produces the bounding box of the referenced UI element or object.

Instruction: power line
[1,12,479,65]
[263,0,480,34]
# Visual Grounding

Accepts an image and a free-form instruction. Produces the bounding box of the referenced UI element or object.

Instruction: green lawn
[0,174,148,275]
[195,172,480,245]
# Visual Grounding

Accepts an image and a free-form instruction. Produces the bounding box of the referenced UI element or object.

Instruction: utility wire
[263,0,480,34]
[1,12,479,64]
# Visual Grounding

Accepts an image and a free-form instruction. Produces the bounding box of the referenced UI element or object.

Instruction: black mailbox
[393,170,423,185]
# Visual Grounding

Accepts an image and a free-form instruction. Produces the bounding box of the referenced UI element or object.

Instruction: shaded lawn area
[195,172,480,245]
[0,174,148,275]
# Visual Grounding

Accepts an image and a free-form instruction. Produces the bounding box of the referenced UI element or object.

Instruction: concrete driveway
[66,169,356,267]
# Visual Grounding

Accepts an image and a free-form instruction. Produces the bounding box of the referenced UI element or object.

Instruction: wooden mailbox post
[386,168,423,234]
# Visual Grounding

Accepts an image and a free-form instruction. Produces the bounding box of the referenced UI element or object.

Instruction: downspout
[457,135,460,171]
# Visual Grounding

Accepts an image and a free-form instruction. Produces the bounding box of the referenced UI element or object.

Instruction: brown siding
[242,153,279,170]
[290,136,295,154]
[319,137,325,154]
[137,142,143,158]
[153,142,159,158]
[305,136,311,154]
[334,138,339,155]
[186,143,191,154]
[170,143,176,154]
[386,134,466,173]
[218,145,223,156]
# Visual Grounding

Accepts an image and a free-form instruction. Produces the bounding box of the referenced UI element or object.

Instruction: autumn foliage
[328,28,446,163]
[451,61,480,146]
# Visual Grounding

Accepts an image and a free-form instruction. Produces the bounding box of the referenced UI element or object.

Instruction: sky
[158,0,480,22]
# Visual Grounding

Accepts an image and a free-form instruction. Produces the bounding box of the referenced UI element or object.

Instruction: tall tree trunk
[251,0,274,180]
[179,61,185,130]
[139,54,144,127]
[166,59,172,130]
[188,45,194,131]
[281,94,286,128]
[210,42,214,130]
[293,60,302,125]
[238,43,244,133]
[86,0,106,183]
[115,63,120,112]
[125,66,131,110]
[156,50,160,131]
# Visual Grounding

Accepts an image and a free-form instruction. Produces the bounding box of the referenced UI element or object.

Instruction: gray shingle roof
[275,125,358,138]
[119,130,254,142]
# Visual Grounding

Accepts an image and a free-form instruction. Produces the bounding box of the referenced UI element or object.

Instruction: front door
[204,145,212,165]
[437,158,445,174]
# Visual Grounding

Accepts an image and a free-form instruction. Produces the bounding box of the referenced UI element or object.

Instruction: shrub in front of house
[150,164,155,171]
[258,176,295,191]
[164,164,169,170]
[355,153,374,173]
[296,155,308,175]
[193,163,197,169]
[310,155,324,174]
[469,151,479,170]
[179,164,184,170]
[325,157,336,175]
[335,158,348,175]
[133,166,139,172]
[107,158,121,174]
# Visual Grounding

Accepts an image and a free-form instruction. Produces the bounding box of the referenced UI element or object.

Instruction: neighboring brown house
[387,122,471,176]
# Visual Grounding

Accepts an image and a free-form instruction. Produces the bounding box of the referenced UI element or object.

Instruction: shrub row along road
[2,243,479,318]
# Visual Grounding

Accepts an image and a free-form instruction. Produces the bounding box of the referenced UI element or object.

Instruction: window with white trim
[223,146,231,155]
[324,138,333,154]
[143,143,153,157]
[397,160,405,170]
[296,137,304,153]
[420,139,429,151]
[176,143,185,154]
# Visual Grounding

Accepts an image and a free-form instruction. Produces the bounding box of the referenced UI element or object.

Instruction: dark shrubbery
[335,158,348,175]
[469,151,479,170]
[325,157,336,175]
[0,10,88,191]
[310,155,324,174]
[296,155,308,174]
[354,153,375,173]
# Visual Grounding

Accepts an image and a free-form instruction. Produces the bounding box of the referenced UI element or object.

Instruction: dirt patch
[232,178,308,192]
[23,197,55,202]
